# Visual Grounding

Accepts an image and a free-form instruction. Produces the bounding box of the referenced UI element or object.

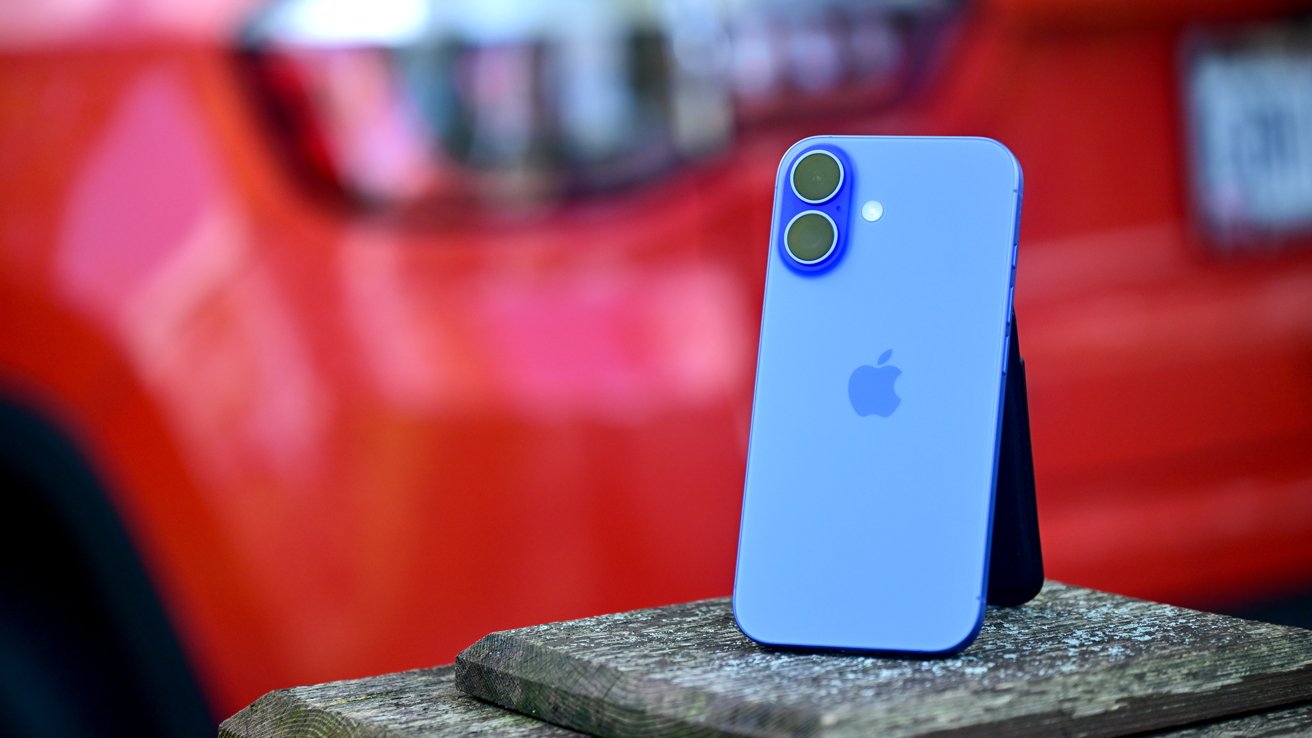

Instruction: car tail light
[727,1,962,125]
[239,0,736,218]
[238,0,960,219]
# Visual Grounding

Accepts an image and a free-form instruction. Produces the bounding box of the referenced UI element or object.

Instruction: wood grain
[218,665,582,737]
[1149,701,1312,736]
[455,582,1312,737]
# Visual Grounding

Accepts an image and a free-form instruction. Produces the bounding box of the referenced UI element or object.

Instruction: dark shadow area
[0,398,214,737]
[1223,591,1312,631]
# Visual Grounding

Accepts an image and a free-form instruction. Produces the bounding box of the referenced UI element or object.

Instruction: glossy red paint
[2,0,1311,720]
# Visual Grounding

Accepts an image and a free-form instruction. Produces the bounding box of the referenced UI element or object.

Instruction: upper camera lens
[791,150,843,203]
[785,210,837,264]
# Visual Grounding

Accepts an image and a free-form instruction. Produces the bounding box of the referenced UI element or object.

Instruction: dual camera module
[785,150,844,266]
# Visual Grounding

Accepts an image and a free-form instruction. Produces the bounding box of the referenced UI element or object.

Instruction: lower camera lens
[791,150,843,203]
[785,211,837,264]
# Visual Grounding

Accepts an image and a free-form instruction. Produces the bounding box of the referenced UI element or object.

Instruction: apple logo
[849,349,901,417]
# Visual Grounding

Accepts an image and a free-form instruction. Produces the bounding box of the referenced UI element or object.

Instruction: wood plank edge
[829,650,1312,737]
[1149,699,1312,736]
[457,623,1312,738]
[456,632,822,738]
[219,688,369,738]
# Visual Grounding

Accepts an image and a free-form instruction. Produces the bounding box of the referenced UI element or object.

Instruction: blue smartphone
[733,136,1023,655]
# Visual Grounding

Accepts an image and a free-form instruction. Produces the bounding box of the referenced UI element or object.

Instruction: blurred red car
[2,0,1311,733]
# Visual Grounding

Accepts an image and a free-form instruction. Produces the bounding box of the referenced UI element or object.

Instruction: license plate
[1185,21,1312,252]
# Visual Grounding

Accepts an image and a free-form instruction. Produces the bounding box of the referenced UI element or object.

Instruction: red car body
[2,0,1310,725]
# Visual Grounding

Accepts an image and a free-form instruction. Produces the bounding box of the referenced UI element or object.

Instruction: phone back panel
[733,136,1022,654]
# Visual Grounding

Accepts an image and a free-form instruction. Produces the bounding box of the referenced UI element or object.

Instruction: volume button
[1001,328,1010,378]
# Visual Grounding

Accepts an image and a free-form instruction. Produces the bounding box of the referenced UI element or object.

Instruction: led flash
[862,200,884,222]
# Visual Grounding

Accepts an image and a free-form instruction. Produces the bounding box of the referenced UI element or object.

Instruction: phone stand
[986,311,1044,607]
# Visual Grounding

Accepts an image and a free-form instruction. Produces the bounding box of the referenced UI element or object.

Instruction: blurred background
[2,0,1311,734]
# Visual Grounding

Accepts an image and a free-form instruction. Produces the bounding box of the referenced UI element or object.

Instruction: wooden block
[218,665,583,737]
[455,582,1312,737]
[211,665,1312,738]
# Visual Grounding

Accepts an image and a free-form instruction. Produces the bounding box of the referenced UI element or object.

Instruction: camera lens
[791,150,843,203]
[785,211,837,264]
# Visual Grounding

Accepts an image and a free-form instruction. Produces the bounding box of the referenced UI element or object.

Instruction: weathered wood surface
[456,582,1312,737]
[214,667,1312,738]
[1151,701,1312,737]
[219,665,582,737]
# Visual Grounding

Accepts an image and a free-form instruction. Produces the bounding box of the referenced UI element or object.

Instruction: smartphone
[733,136,1023,654]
